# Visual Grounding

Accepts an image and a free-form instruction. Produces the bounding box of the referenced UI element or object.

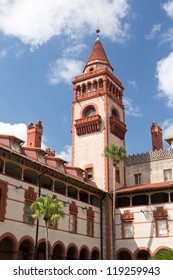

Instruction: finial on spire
[96,26,100,40]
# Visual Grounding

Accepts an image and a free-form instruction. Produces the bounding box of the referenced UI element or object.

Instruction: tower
[72,29,126,192]
[151,122,163,151]
[26,120,43,148]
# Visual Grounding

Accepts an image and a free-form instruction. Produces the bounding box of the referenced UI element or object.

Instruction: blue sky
[0,0,173,162]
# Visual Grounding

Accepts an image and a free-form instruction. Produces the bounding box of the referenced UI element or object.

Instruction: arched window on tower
[76,85,81,96]
[99,79,103,89]
[93,81,97,90]
[82,84,86,94]
[83,106,96,118]
[75,105,101,136]
[112,108,120,119]
[87,82,92,92]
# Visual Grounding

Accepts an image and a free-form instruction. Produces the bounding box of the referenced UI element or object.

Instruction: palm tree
[30,195,64,260]
[150,248,173,260]
[103,144,126,165]
[103,144,126,259]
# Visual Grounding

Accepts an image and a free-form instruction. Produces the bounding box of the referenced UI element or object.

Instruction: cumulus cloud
[0,122,47,149]
[0,0,130,48]
[0,49,7,58]
[127,80,138,90]
[63,44,86,57]
[56,145,71,163]
[159,27,173,48]
[145,24,161,40]
[162,118,173,141]
[48,58,84,84]
[156,52,173,108]
[0,122,27,140]
[123,97,141,117]
[163,0,173,18]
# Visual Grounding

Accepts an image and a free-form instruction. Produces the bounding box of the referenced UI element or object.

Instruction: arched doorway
[117,250,132,260]
[136,250,150,260]
[52,243,65,260]
[66,245,78,260]
[37,242,51,260]
[79,247,89,260]
[0,237,16,260]
[91,248,100,260]
[17,239,34,260]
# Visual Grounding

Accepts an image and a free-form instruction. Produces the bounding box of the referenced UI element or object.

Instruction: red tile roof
[116,181,173,194]
[84,39,113,70]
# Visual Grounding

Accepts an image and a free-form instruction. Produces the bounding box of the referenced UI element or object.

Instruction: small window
[99,80,103,88]
[87,83,92,92]
[69,213,77,233]
[156,219,168,237]
[37,153,45,164]
[115,169,120,183]
[163,169,172,181]
[93,81,97,90]
[134,173,142,185]
[112,108,119,118]
[123,222,133,238]
[82,85,86,93]
[85,168,93,180]
[87,218,93,237]
[24,202,32,224]
[11,141,21,153]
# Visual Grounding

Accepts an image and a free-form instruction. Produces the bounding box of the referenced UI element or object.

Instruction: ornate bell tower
[71,29,126,192]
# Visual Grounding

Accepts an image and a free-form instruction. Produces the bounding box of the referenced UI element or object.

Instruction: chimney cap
[165,138,173,146]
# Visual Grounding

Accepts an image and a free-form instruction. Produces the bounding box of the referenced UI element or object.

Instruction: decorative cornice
[153,207,168,218]
[25,186,37,202]
[87,207,95,219]
[121,210,134,221]
[69,201,78,214]
[125,148,173,166]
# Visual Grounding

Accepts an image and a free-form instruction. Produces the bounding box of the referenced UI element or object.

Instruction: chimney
[165,138,173,149]
[27,120,43,148]
[150,122,163,151]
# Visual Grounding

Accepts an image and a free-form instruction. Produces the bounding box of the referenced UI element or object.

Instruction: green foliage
[30,195,64,227]
[103,144,126,163]
[150,248,173,260]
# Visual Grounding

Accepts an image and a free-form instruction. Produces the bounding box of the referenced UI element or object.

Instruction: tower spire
[96,26,100,40]
[83,27,113,73]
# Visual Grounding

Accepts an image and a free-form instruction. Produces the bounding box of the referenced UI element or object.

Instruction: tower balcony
[75,114,101,136]
[110,116,127,140]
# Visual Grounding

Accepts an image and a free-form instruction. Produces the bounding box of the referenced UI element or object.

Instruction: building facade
[0,32,173,260]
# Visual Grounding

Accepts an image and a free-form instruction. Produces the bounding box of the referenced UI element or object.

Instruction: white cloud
[63,43,86,57]
[0,122,47,149]
[127,80,138,90]
[163,0,173,18]
[0,0,130,48]
[48,58,84,84]
[156,51,173,108]
[159,27,173,48]
[56,145,71,163]
[0,49,7,58]
[0,122,27,140]
[123,97,141,117]
[162,118,173,140]
[145,24,161,40]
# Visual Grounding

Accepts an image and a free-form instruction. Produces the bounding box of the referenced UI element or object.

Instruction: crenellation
[125,148,173,165]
